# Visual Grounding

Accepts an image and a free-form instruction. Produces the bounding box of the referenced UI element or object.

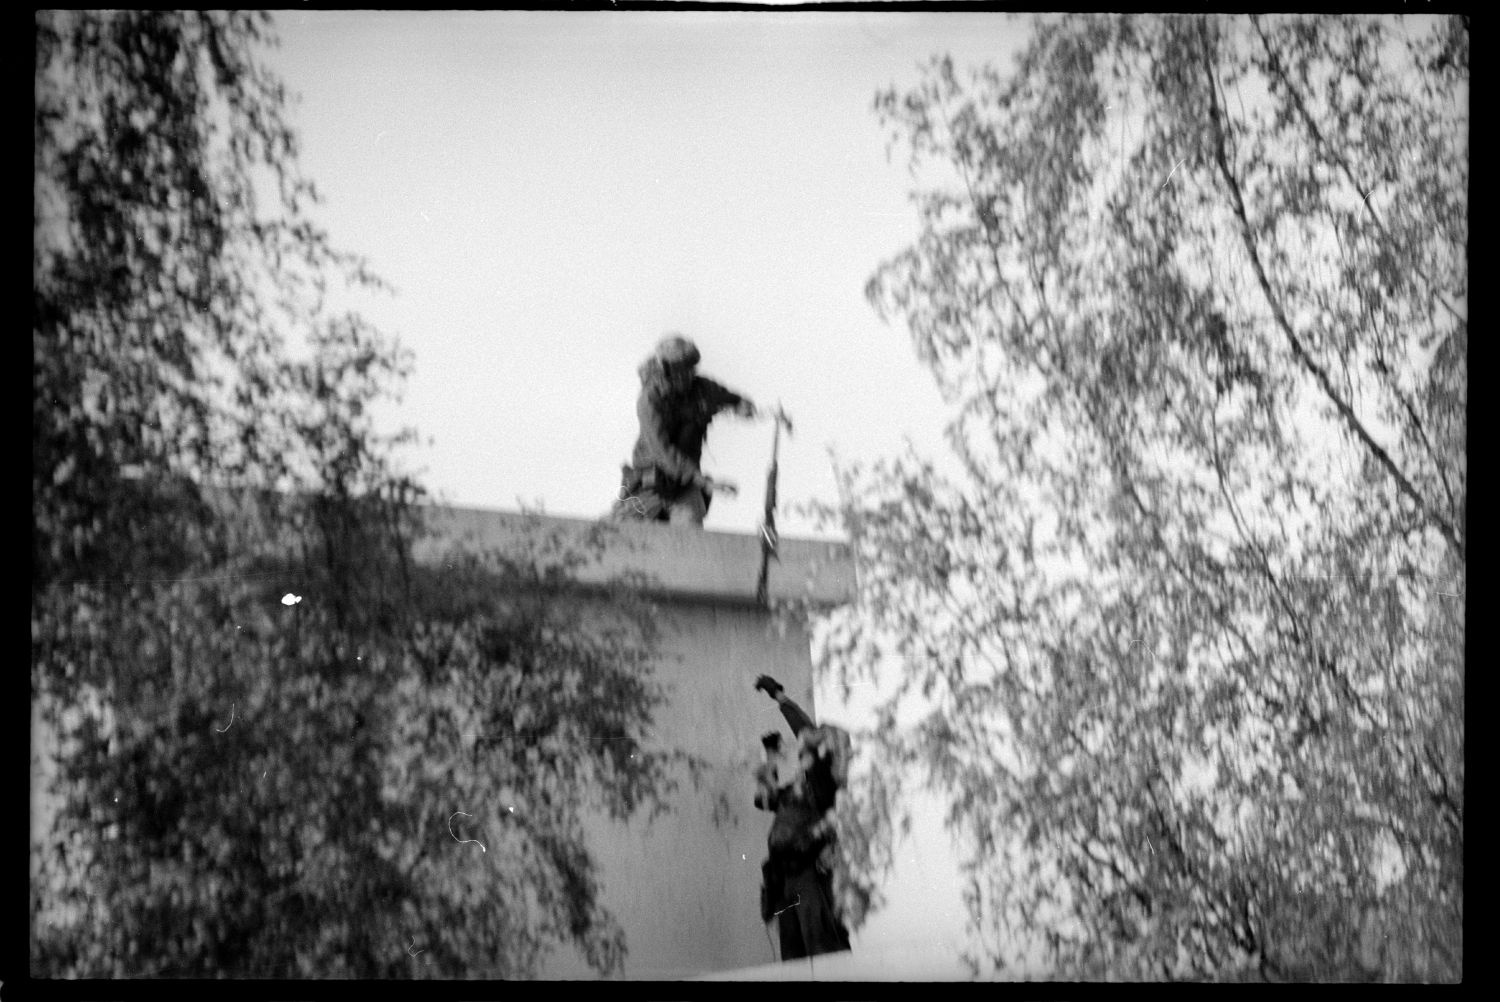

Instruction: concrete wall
[418,507,854,979]
[419,505,853,607]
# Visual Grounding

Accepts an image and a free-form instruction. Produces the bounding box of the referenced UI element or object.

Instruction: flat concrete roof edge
[415,504,856,607]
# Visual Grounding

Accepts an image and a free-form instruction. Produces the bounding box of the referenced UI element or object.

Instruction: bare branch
[1197,24,1464,562]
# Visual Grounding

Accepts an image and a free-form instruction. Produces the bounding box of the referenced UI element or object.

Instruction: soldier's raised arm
[698,375,758,420]
[754,675,813,735]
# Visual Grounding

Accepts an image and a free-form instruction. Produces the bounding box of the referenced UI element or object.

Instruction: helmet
[655,334,700,367]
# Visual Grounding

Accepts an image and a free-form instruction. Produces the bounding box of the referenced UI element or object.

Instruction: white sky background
[265,9,1031,540]
[263,9,1036,977]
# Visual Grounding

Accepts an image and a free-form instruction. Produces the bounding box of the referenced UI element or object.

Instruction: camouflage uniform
[613,335,754,527]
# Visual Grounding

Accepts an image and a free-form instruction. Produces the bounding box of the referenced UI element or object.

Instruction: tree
[33,10,685,977]
[821,14,1463,981]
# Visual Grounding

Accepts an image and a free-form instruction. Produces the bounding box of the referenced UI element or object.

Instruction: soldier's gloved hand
[736,400,758,419]
[754,675,784,699]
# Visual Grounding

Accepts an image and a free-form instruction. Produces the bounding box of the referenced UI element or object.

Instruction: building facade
[418,507,854,979]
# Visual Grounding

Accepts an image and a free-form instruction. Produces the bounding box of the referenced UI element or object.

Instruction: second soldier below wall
[613,334,759,528]
[753,674,853,961]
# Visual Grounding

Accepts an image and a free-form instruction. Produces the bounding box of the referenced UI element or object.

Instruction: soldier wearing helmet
[751,673,852,960]
[613,334,758,527]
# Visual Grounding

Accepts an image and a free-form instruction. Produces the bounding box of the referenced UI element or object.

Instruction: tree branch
[1248,15,1466,328]
[1205,405,1309,650]
[1197,25,1464,563]
[1366,315,1460,522]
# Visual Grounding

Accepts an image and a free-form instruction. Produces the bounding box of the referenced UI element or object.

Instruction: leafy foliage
[33,11,681,978]
[824,14,1463,981]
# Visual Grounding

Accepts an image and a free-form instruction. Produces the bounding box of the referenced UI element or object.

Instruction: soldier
[753,674,852,961]
[613,334,758,528]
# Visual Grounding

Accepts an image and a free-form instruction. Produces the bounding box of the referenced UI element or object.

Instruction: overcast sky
[263,10,1039,976]
[265,10,1032,540]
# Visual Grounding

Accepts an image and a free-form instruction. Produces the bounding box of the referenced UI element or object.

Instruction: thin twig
[1197,24,1463,562]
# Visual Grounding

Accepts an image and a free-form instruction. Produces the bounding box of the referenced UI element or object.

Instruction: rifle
[755,404,793,607]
